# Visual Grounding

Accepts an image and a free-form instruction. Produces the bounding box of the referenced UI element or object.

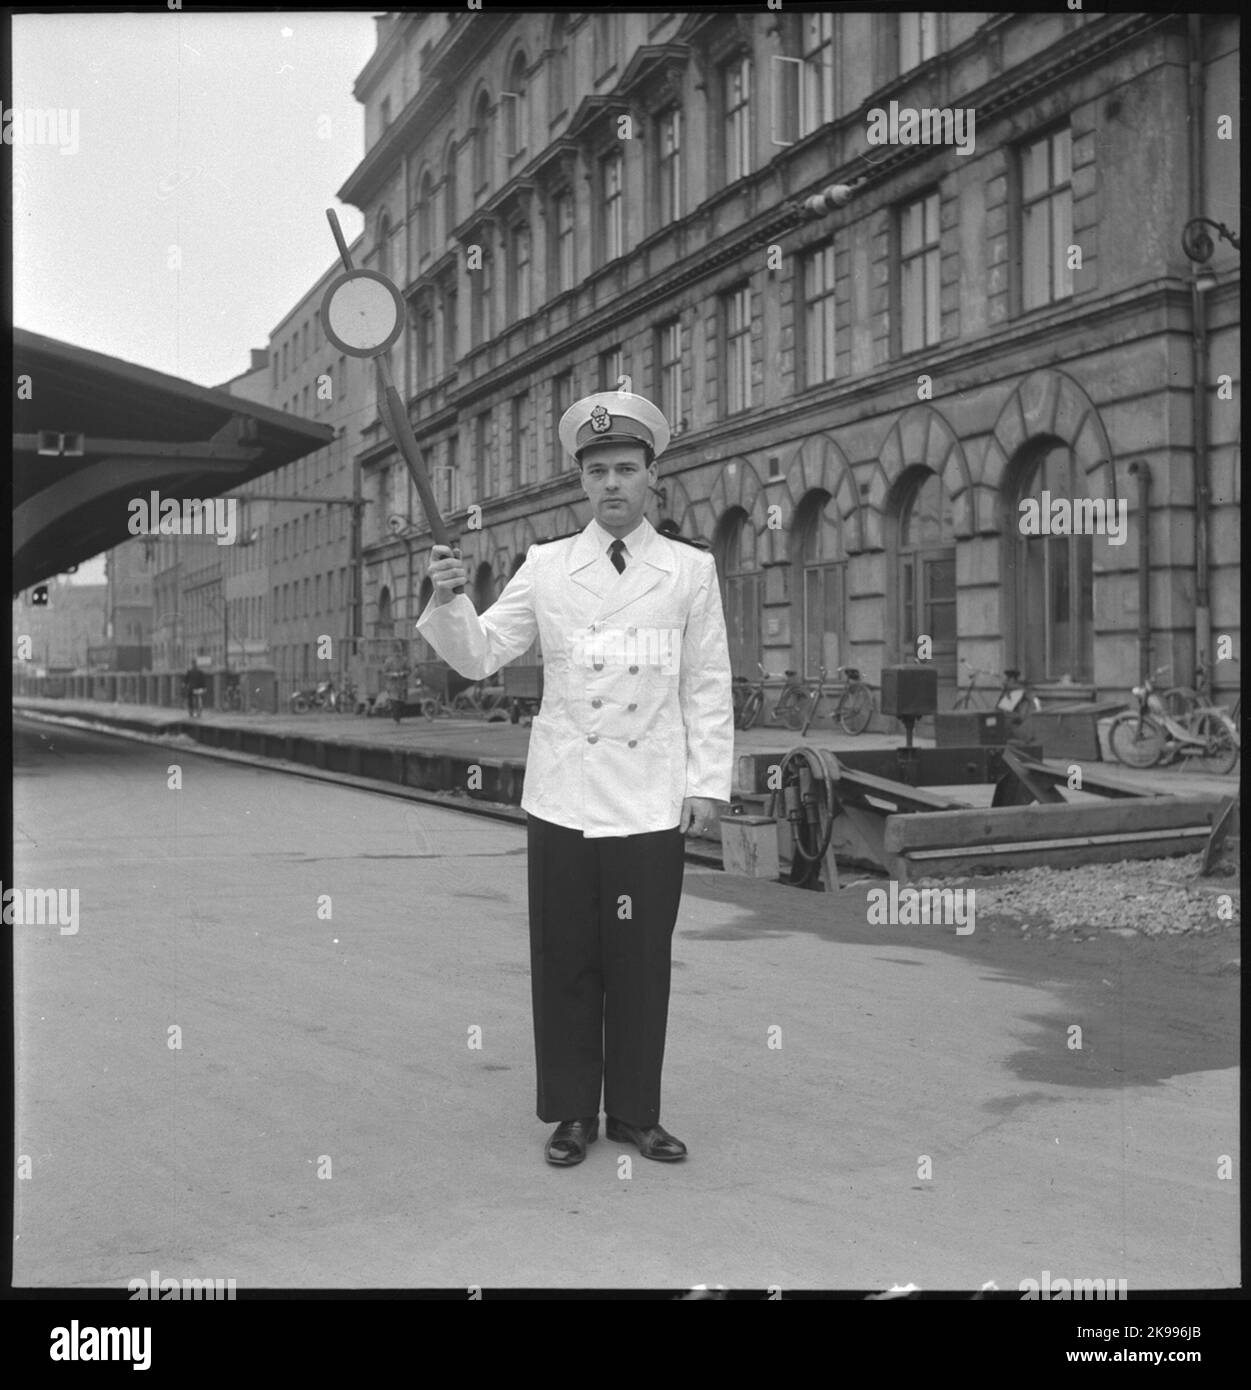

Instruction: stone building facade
[339,9,1239,708]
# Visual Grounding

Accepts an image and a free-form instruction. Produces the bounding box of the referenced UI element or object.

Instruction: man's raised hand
[428,544,467,604]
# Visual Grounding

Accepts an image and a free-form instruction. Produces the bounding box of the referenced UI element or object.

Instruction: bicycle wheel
[1186,712,1239,775]
[291,694,309,714]
[840,683,874,735]
[781,697,805,731]
[739,691,763,730]
[800,693,822,737]
[1107,712,1166,768]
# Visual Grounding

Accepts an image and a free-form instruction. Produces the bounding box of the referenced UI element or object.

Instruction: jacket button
[628,739,638,748]
[591,699,602,708]
[593,662,604,670]
[587,734,598,744]
[627,703,638,711]
[628,665,639,674]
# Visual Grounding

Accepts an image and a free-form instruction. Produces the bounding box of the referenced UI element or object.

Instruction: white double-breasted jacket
[415,517,734,837]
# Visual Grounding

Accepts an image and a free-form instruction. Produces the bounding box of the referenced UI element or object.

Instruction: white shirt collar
[591,516,649,554]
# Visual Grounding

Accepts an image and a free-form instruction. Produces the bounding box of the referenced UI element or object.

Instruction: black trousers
[526,814,686,1128]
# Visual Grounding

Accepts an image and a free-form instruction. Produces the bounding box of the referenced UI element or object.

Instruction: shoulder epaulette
[661,532,711,550]
[535,531,583,544]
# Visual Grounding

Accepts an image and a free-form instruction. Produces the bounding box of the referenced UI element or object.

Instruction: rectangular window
[900,191,941,352]
[512,392,533,487]
[803,563,844,680]
[475,249,494,344]
[601,152,623,263]
[723,56,752,183]
[801,13,835,136]
[475,411,489,500]
[418,304,434,386]
[552,190,574,292]
[551,370,572,474]
[724,284,753,414]
[656,318,681,425]
[511,223,531,320]
[899,12,939,73]
[598,346,622,393]
[658,107,682,224]
[1020,126,1073,309]
[442,285,457,366]
[803,245,837,386]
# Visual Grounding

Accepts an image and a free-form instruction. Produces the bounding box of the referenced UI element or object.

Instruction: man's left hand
[679,797,720,837]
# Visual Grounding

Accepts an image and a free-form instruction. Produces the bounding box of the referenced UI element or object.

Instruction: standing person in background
[183,662,206,717]
[418,391,733,1167]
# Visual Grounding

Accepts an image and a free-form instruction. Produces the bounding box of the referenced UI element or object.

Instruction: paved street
[13,715,1239,1291]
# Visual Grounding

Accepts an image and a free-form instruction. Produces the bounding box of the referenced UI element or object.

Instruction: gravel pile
[913,853,1240,940]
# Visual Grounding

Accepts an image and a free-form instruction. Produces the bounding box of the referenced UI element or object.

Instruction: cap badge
[589,404,612,434]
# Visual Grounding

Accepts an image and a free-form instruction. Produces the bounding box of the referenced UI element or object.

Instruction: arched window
[798,491,847,679]
[472,91,491,191]
[443,140,458,242]
[715,508,762,678]
[549,16,569,122]
[504,52,528,157]
[376,585,393,639]
[417,169,434,263]
[1009,443,1094,682]
[896,467,956,683]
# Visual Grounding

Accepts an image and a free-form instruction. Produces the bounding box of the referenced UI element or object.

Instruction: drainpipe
[1128,460,1151,681]
[1187,15,1211,691]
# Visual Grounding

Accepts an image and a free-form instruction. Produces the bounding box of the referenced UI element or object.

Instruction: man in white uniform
[418,391,733,1166]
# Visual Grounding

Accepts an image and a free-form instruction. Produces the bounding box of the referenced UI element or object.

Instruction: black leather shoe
[605,1116,687,1162]
[545,1117,599,1166]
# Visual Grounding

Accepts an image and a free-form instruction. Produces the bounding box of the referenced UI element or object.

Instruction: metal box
[880,665,938,718]
[1017,702,1123,761]
[933,710,1009,746]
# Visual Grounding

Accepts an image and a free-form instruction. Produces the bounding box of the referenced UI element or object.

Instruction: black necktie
[609,539,626,574]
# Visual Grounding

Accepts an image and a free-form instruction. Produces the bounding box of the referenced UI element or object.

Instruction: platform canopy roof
[13,328,334,593]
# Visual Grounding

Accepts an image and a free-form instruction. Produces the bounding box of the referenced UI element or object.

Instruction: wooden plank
[884,795,1224,854]
[1200,796,1240,876]
[893,830,1211,883]
[831,766,971,814]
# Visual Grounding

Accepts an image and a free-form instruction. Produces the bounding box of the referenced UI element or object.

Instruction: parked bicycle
[1107,665,1239,774]
[738,665,809,731]
[1157,651,1241,732]
[337,677,362,714]
[800,665,875,736]
[290,680,339,714]
[952,660,1039,729]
